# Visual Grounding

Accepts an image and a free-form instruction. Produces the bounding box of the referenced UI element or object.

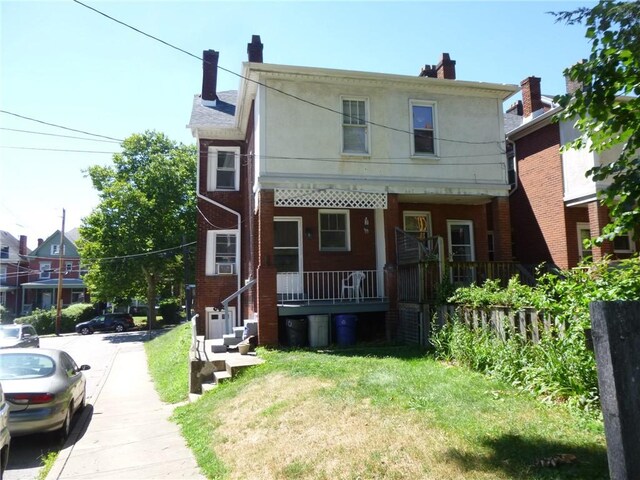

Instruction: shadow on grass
[98,325,177,344]
[445,433,609,479]
[307,343,429,361]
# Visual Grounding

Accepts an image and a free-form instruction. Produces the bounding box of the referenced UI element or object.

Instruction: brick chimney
[19,235,27,255]
[521,76,543,117]
[436,53,456,80]
[202,49,219,105]
[247,35,263,63]
[565,75,583,94]
[506,100,523,116]
[37,238,43,247]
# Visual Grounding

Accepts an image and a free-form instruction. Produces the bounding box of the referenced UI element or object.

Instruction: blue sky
[1,0,594,249]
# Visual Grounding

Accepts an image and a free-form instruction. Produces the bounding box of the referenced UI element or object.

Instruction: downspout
[196,147,242,334]
[507,138,519,195]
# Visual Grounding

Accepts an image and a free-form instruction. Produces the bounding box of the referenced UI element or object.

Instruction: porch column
[491,197,513,261]
[256,190,278,345]
[588,201,613,261]
[383,194,400,341]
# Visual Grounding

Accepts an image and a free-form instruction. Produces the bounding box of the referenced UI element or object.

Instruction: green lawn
[145,325,608,479]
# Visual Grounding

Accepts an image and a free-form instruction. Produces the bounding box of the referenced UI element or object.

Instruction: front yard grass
[145,326,608,479]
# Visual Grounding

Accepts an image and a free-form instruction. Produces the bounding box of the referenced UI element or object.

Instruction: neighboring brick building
[506,76,637,270]
[0,231,29,319]
[188,36,518,346]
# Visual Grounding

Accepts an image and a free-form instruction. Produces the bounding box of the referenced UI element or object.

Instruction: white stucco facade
[242,63,518,203]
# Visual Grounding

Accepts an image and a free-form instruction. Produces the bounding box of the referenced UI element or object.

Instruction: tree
[78,131,196,328]
[553,0,640,243]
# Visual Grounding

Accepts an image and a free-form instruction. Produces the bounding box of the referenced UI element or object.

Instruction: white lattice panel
[275,189,387,209]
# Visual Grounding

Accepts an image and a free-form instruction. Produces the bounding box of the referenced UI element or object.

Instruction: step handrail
[221,278,257,333]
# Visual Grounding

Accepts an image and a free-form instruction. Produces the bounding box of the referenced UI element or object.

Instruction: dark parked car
[0,348,89,438]
[0,324,39,349]
[75,313,135,335]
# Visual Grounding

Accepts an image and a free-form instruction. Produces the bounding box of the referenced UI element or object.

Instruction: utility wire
[1,146,118,154]
[0,127,122,144]
[0,110,124,142]
[72,0,508,147]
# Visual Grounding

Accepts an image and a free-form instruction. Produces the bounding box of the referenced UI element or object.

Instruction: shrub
[433,255,640,416]
[158,298,181,324]
[15,303,97,335]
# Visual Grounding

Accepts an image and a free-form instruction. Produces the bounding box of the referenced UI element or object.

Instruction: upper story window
[0,246,8,259]
[410,101,437,156]
[51,244,65,255]
[342,98,369,155]
[66,262,73,273]
[40,262,51,279]
[205,230,238,275]
[0,266,6,282]
[207,147,240,191]
[319,210,350,252]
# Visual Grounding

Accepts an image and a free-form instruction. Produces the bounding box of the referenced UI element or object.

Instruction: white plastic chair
[341,271,365,301]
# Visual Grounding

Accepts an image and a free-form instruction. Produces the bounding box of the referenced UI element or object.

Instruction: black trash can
[286,317,308,347]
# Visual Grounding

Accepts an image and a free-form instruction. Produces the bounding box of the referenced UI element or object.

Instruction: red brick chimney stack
[247,35,263,63]
[521,76,543,117]
[37,238,43,247]
[202,49,219,104]
[19,235,27,255]
[436,53,456,80]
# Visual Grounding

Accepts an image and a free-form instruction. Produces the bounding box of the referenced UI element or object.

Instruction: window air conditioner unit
[216,263,235,275]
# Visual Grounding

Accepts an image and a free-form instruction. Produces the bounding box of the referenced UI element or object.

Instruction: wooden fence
[434,304,565,344]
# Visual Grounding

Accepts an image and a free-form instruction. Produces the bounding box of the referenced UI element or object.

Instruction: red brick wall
[510,123,571,268]
[256,190,278,345]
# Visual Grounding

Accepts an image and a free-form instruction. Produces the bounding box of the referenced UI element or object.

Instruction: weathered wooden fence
[433,304,565,344]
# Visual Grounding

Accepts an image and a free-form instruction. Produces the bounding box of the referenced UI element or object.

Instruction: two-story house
[189,36,519,346]
[21,229,87,314]
[506,76,638,270]
[0,231,30,319]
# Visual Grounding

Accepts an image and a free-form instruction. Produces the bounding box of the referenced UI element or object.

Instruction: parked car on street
[0,324,40,349]
[0,382,10,478]
[75,313,135,335]
[0,348,90,439]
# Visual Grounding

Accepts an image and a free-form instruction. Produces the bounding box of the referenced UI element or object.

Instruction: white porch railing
[278,270,383,305]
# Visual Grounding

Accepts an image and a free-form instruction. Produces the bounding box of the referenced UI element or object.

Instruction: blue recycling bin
[335,314,357,346]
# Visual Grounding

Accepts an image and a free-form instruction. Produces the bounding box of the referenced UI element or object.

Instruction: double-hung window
[205,230,238,275]
[207,147,240,191]
[342,98,369,155]
[319,210,350,251]
[613,231,635,253]
[410,101,436,156]
[40,262,51,279]
[51,244,64,255]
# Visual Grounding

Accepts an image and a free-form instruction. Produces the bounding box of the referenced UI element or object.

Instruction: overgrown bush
[15,303,97,335]
[158,298,181,324]
[432,255,640,416]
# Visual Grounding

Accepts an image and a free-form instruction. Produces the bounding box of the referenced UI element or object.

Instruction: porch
[276,269,389,316]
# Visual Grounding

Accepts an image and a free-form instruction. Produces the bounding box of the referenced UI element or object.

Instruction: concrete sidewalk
[47,342,205,480]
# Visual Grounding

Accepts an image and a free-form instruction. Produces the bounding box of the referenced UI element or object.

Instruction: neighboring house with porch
[21,229,87,314]
[188,36,519,346]
[0,231,30,320]
[506,76,638,270]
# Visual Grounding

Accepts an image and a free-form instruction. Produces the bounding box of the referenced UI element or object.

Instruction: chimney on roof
[506,100,523,116]
[565,60,585,94]
[521,76,543,117]
[37,238,43,247]
[419,64,437,78]
[202,49,219,105]
[19,235,27,255]
[247,35,263,63]
[436,53,456,80]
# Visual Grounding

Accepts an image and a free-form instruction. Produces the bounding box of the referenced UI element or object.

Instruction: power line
[0,110,124,142]
[0,146,118,154]
[0,127,122,144]
[72,0,508,147]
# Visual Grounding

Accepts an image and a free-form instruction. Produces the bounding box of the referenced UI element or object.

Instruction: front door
[274,218,303,296]
[41,292,52,310]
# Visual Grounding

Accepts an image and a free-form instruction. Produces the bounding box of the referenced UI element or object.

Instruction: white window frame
[403,211,433,240]
[577,223,593,260]
[613,231,635,254]
[205,230,239,276]
[40,262,51,279]
[207,146,240,192]
[51,244,65,255]
[66,262,73,273]
[446,220,475,262]
[319,209,351,252]
[410,100,438,157]
[0,266,6,282]
[341,96,370,156]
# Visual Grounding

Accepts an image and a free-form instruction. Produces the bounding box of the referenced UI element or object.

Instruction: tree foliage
[553,0,640,243]
[78,131,196,327]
